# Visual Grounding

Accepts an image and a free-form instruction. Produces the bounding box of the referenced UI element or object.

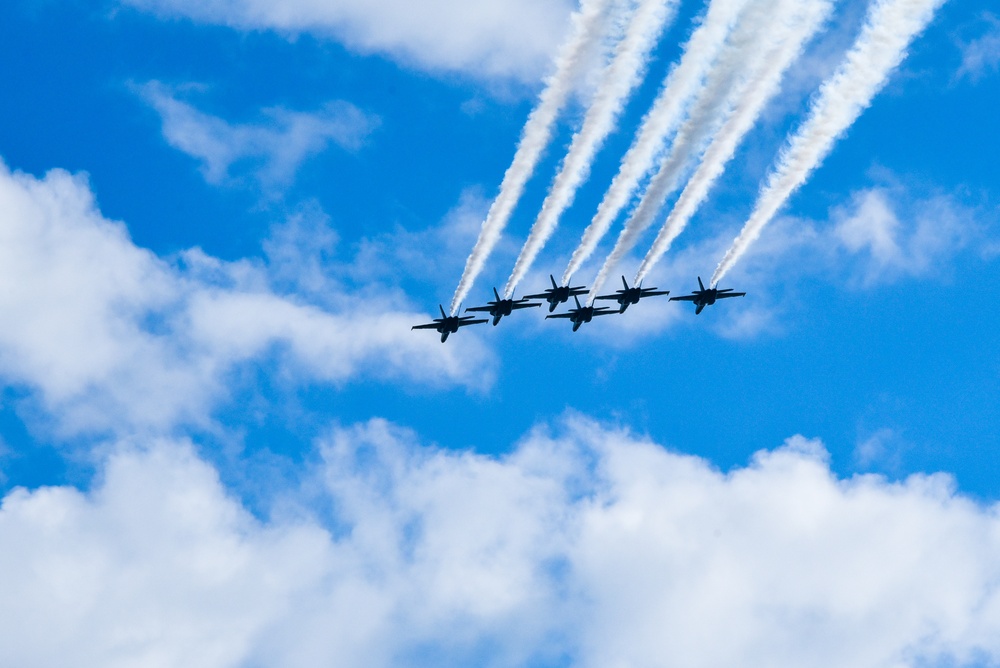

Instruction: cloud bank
[0,159,491,436]
[2,417,1000,667]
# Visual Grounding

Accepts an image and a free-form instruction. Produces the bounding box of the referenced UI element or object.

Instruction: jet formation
[412,276,744,341]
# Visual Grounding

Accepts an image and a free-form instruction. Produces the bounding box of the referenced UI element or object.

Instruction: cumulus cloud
[0,159,492,437]
[138,81,377,190]
[2,417,1000,666]
[120,0,574,82]
[956,13,1000,83]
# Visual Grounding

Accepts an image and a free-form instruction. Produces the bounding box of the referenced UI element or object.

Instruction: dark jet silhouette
[546,295,615,332]
[524,275,588,313]
[595,276,670,313]
[670,277,745,314]
[412,305,488,342]
[465,288,541,325]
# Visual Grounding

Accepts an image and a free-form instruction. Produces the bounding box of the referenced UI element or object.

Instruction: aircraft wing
[715,292,746,299]
[670,294,699,302]
[641,290,671,297]
[464,305,495,312]
[545,313,576,319]
[511,302,541,310]
[592,309,616,316]
[523,291,552,299]
[456,318,488,327]
[411,322,442,330]
[568,287,589,296]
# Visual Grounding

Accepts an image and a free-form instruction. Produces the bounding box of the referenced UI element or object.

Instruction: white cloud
[2,418,1000,666]
[138,81,377,190]
[349,188,501,295]
[957,13,1000,83]
[0,159,493,436]
[0,441,332,668]
[830,186,973,286]
[854,426,908,470]
[736,182,979,289]
[701,177,984,335]
[121,0,574,82]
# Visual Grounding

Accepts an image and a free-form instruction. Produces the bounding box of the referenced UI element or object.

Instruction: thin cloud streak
[713,0,949,285]
[561,0,752,286]
[587,0,804,302]
[634,0,833,284]
[450,0,613,314]
[503,0,680,299]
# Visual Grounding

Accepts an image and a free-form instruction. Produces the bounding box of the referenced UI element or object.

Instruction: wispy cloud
[830,186,973,285]
[956,13,1000,83]
[137,81,377,191]
[120,0,576,82]
[2,416,1000,666]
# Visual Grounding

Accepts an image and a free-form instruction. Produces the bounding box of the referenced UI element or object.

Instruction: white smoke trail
[712,0,947,286]
[586,0,788,301]
[503,0,680,299]
[561,0,752,286]
[449,0,612,314]
[634,0,833,284]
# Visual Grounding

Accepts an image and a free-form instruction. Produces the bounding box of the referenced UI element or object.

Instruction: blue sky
[1,0,1000,665]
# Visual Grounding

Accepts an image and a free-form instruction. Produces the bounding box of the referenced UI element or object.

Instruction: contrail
[712,0,947,286]
[561,0,752,287]
[634,0,833,284]
[449,0,613,314]
[503,0,680,299]
[586,0,797,301]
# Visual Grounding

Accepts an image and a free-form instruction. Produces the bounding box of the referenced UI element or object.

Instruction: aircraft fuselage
[435,318,462,341]
[484,300,517,324]
[569,308,600,331]
[616,289,642,312]
[544,289,572,312]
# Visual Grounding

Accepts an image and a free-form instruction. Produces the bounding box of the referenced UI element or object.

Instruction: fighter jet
[595,276,670,313]
[524,275,589,313]
[465,288,541,326]
[669,277,745,315]
[412,305,488,342]
[546,296,615,332]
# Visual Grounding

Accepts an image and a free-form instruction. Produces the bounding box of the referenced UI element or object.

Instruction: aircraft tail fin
[698,276,705,291]
[574,295,582,309]
[493,287,501,301]
[550,275,558,289]
[439,304,447,319]
[621,275,629,290]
